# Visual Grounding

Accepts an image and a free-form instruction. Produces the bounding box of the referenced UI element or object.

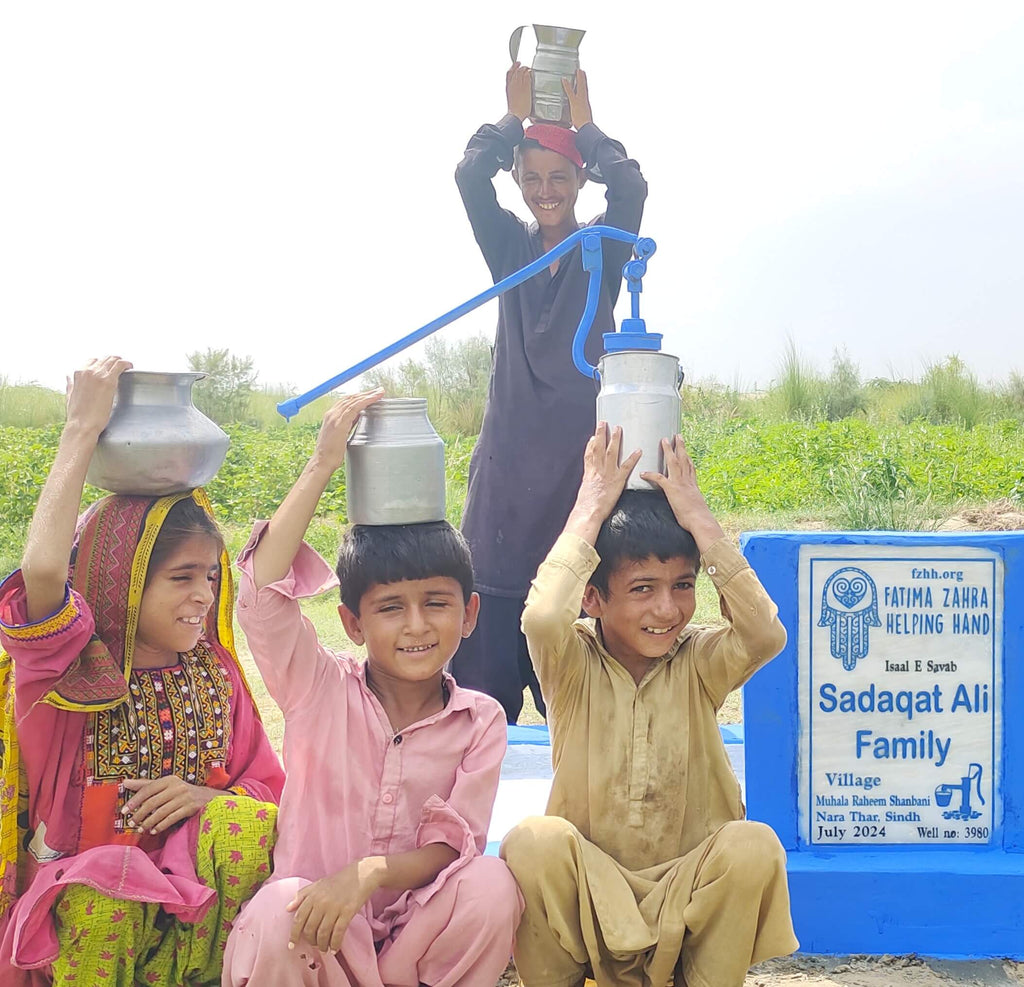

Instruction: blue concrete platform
[785,850,1024,956]
[742,530,1024,960]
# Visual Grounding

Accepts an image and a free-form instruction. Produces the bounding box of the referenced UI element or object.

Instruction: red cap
[522,124,584,169]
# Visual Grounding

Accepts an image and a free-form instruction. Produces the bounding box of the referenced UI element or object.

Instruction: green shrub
[0,379,65,427]
[824,447,939,531]
[822,350,865,421]
[906,355,991,428]
[765,338,825,421]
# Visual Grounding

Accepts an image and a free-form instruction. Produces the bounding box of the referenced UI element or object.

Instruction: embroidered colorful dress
[0,491,285,987]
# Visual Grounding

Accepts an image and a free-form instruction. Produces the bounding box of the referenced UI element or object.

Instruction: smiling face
[582,554,698,682]
[339,576,480,686]
[135,534,220,668]
[514,146,585,232]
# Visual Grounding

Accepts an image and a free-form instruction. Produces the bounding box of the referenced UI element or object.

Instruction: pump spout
[570,236,659,378]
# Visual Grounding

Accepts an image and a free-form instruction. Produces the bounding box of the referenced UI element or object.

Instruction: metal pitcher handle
[509,25,527,63]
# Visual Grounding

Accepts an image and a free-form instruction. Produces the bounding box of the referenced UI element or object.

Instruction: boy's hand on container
[286,858,382,952]
[642,437,725,552]
[121,776,220,834]
[506,62,532,121]
[312,388,384,473]
[564,422,641,543]
[562,69,593,130]
[65,356,133,437]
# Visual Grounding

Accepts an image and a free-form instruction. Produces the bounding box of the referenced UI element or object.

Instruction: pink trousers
[223,855,522,987]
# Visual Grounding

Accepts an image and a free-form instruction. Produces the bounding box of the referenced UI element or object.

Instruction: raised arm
[522,423,640,700]
[640,437,725,555]
[249,389,383,590]
[642,438,786,704]
[21,356,132,623]
[562,421,642,547]
[564,70,648,303]
[454,64,530,279]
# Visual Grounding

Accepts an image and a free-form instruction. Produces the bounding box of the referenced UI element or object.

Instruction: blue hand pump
[276,226,661,420]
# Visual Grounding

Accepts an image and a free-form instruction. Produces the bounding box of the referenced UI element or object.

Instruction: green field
[3,350,1022,731]
[1,414,1019,579]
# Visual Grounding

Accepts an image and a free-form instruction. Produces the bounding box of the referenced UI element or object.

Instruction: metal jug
[86,371,230,495]
[509,24,585,125]
[345,398,446,525]
[596,351,682,489]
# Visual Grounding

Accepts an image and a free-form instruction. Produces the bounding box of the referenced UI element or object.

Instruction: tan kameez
[501,534,798,987]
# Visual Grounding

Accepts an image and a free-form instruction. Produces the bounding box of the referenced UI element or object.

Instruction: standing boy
[501,425,798,987]
[453,63,647,722]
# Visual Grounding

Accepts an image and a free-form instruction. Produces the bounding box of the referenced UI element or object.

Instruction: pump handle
[277,225,647,419]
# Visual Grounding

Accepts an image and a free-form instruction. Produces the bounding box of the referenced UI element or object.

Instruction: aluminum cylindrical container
[345,398,446,525]
[531,25,585,124]
[596,350,682,490]
[509,24,585,125]
[86,371,230,495]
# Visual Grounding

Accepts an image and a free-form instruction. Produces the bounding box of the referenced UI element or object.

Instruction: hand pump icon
[935,763,985,822]
[277,228,681,487]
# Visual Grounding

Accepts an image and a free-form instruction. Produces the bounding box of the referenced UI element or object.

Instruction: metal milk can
[509,24,586,125]
[86,371,230,495]
[596,351,682,489]
[345,398,446,525]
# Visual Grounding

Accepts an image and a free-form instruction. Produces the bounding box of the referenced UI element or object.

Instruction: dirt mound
[940,499,1024,532]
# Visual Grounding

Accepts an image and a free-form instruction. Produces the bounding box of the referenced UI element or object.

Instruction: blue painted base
[741,530,1024,960]
[786,850,1024,958]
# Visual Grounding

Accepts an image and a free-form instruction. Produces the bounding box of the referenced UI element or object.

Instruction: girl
[0,357,284,986]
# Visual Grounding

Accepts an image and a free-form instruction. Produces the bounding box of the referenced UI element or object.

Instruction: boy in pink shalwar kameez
[223,390,522,987]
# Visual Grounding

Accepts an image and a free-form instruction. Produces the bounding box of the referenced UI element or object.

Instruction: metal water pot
[509,24,585,125]
[345,398,446,525]
[86,371,230,495]
[596,351,682,490]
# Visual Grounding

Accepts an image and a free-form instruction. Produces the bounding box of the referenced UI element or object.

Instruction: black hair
[146,496,224,585]
[335,521,474,614]
[513,137,583,177]
[589,490,700,597]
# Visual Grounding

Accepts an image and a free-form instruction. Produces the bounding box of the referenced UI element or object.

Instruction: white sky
[2,1,1022,398]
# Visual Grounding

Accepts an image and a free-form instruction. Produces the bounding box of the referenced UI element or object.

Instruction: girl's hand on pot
[65,356,133,436]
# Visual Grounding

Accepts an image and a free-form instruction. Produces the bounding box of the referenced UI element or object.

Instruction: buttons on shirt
[382,793,394,804]
[707,565,717,575]
[393,735,403,745]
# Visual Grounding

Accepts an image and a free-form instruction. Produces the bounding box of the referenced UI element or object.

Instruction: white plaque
[798,545,1002,846]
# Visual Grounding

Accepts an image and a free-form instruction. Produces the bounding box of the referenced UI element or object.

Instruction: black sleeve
[454,114,528,282]
[575,123,648,306]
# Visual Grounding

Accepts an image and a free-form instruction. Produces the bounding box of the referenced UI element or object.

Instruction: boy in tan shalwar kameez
[501,424,798,987]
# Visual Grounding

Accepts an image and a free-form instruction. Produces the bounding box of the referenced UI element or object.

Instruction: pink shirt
[235,523,506,935]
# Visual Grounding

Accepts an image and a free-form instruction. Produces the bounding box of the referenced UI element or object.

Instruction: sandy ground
[743,956,1024,987]
[492,956,1024,986]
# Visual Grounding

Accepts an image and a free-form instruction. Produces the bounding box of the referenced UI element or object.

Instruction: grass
[0,378,65,427]
[5,346,1023,435]
[4,342,1020,736]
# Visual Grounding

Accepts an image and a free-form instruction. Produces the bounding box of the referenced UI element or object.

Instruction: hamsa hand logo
[818,566,880,671]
